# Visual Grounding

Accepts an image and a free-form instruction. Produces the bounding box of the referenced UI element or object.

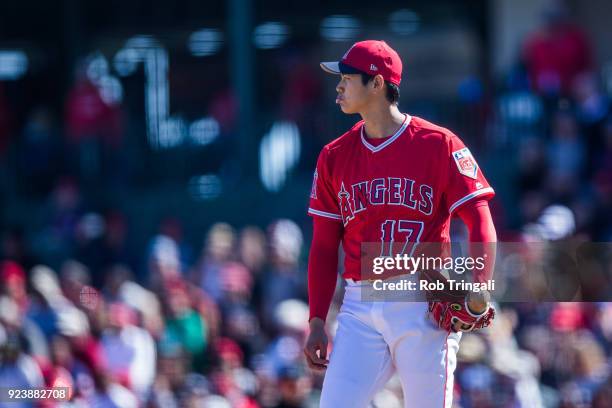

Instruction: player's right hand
[304,317,329,371]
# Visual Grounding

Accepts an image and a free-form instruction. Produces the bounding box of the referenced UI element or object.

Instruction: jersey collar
[360,114,411,153]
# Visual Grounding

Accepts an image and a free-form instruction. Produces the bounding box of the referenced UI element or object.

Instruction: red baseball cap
[1,261,25,283]
[320,40,402,86]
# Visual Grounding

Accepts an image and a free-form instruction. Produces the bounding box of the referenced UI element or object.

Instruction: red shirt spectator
[523,20,592,95]
[64,76,122,147]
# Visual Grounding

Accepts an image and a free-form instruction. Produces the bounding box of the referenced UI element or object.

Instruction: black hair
[360,73,400,105]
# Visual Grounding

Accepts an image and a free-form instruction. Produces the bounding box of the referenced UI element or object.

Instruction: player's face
[335,73,371,114]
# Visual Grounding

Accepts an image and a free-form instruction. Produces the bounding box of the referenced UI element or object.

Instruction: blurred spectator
[161,279,208,372]
[517,137,547,195]
[272,365,313,408]
[546,110,585,199]
[103,264,165,337]
[485,310,544,407]
[260,300,309,378]
[34,178,83,266]
[1,261,28,314]
[571,72,609,138]
[0,322,45,408]
[194,223,237,302]
[60,259,92,307]
[100,302,156,399]
[26,266,60,341]
[151,336,190,407]
[210,89,238,136]
[555,331,608,407]
[591,118,612,239]
[523,0,592,96]
[148,234,183,291]
[260,220,306,325]
[239,226,268,277]
[64,64,123,183]
[594,118,612,177]
[17,108,62,196]
[159,217,194,272]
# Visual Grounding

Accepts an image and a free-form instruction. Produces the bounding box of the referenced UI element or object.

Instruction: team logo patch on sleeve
[310,170,318,199]
[452,148,479,179]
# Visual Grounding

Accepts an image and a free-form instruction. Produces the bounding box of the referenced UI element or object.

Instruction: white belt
[345,273,417,286]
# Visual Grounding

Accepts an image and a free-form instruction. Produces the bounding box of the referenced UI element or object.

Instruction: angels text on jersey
[336,177,434,226]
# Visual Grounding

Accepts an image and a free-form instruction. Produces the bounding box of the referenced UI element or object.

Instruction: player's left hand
[429,290,495,333]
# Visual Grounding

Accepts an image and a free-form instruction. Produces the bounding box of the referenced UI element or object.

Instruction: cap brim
[320,61,366,76]
[320,61,341,75]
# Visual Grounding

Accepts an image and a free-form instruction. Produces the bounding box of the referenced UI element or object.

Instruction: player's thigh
[392,327,461,408]
[320,311,394,408]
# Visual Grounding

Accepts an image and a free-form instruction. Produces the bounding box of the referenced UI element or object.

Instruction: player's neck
[360,104,405,139]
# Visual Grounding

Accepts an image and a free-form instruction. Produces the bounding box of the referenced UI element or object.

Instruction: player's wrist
[309,316,326,328]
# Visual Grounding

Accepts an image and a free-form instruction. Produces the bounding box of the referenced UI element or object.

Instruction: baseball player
[303,40,497,407]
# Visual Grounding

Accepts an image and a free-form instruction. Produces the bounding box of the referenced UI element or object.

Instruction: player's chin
[338,102,357,114]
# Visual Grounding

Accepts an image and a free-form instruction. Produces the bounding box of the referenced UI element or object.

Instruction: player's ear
[373,74,385,91]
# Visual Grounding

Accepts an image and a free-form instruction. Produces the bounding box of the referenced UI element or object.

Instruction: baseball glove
[428,294,495,333]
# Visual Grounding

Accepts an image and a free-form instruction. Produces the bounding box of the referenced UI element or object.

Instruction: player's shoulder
[410,115,461,147]
[320,120,363,156]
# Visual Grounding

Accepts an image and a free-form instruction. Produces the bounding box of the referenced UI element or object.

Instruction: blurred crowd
[2,216,612,408]
[501,2,612,241]
[1,219,315,407]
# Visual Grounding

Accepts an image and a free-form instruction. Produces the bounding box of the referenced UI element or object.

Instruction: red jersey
[308,114,495,281]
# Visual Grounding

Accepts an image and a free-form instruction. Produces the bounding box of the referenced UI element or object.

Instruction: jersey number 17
[379,220,424,258]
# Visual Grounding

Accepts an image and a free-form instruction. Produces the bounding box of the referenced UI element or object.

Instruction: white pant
[320,279,461,408]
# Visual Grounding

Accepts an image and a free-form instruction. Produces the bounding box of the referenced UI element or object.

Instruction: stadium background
[0,0,611,406]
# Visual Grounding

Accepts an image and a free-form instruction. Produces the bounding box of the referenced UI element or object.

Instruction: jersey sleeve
[444,135,495,214]
[308,147,342,221]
